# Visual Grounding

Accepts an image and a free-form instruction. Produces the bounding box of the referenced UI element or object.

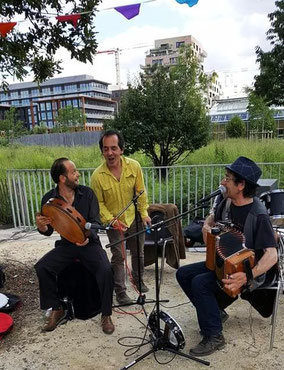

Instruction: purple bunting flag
[114,4,141,20]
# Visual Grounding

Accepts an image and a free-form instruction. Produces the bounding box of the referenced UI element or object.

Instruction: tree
[225,116,246,138]
[0,1,99,89]
[0,107,27,144]
[247,92,276,134]
[254,0,284,105]
[53,106,86,132]
[31,123,48,134]
[105,46,211,168]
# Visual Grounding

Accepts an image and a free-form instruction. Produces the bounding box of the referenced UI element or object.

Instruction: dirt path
[0,229,283,370]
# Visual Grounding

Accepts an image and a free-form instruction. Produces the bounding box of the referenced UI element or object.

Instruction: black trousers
[34,241,113,316]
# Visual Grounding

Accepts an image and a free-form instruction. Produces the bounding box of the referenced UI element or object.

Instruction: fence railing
[6,162,284,229]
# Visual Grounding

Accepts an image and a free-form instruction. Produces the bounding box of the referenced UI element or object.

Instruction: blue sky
[15,0,279,97]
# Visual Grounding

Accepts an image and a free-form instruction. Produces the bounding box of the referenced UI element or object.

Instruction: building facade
[0,75,116,131]
[144,35,222,107]
[210,97,284,139]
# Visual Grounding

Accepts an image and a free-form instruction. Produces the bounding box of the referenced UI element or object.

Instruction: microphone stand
[107,202,211,369]
[107,191,160,309]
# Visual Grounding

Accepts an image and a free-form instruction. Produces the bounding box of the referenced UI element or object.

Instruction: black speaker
[256,179,278,197]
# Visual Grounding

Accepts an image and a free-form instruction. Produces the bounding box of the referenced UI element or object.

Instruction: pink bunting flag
[114,4,141,20]
[56,14,81,28]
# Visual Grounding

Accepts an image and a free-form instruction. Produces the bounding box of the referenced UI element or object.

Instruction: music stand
[107,204,210,369]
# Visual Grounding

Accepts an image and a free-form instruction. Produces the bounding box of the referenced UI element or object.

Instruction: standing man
[35,158,114,334]
[176,156,277,356]
[91,130,151,305]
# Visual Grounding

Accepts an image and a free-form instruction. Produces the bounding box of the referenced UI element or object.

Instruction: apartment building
[144,35,222,107]
[0,75,116,131]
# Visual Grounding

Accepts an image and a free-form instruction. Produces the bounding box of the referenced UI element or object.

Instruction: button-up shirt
[91,156,149,227]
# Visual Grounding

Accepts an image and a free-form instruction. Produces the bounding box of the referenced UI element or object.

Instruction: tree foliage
[52,105,86,132]
[254,0,284,105]
[225,116,246,138]
[247,92,276,133]
[0,1,100,88]
[105,46,211,167]
[0,107,27,144]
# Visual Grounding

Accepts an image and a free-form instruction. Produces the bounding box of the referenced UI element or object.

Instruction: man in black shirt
[176,156,277,356]
[35,158,114,334]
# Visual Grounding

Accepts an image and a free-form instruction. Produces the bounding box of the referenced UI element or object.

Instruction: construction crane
[96,44,152,89]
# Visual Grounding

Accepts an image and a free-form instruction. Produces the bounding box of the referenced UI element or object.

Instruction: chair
[144,210,174,284]
[250,229,284,350]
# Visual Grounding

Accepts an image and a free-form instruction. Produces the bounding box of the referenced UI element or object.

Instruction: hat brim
[226,165,260,187]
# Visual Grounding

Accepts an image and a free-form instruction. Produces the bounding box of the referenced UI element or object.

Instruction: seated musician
[34,158,114,334]
[176,156,277,356]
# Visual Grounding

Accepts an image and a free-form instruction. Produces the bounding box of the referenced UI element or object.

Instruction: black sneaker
[189,334,225,356]
[220,309,229,323]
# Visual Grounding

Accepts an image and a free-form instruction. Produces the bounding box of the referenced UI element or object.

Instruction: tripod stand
[107,204,211,369]
[118,215,210,370]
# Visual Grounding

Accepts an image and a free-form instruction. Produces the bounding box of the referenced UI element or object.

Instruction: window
[53,86,62,93]
[20,90,29,97]
[176,41,185,48]
[64,84,77,92]
[31,89,38,97]
[152,59,163,65]
[169,57,177,64]
[42,88,51,95]
[10,91,18,98]
[40,103,45,111]
[46,102,51,110]
[22,99,30,106]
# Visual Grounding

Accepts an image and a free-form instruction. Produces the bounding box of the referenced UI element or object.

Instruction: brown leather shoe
[101,315,115,334]
[42,308,67,332]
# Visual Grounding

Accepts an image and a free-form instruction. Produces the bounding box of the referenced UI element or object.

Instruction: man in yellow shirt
[91,130,151,305]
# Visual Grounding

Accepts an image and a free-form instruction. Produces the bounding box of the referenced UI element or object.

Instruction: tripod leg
[120,348,157,370]
[166,347,210,366]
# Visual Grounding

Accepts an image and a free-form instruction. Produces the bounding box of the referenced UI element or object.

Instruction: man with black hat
[176,156,278,356]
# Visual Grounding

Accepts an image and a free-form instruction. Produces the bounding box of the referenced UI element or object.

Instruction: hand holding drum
[41,198,89,244]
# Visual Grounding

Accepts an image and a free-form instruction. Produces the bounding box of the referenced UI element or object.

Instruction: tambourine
[41,198,88,244]
[148,310,185,350]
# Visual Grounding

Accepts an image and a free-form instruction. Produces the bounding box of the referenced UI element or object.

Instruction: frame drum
[42,198,87,244]
[260,189,284,227]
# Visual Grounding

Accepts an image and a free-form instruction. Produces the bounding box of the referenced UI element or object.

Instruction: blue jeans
[176,261,222,336]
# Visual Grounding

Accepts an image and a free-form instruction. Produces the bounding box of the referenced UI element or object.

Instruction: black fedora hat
[226,156,262,186]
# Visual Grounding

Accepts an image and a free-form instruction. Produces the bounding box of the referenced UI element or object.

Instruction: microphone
[84,222,114,231]
[197,185,226,204]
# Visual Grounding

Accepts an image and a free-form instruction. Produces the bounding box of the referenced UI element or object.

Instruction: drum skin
[42,198,87,244]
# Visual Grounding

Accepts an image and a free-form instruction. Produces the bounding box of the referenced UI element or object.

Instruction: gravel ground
[0,228,283,370]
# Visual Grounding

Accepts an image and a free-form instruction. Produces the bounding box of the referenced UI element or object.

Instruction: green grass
[0,138,283,176]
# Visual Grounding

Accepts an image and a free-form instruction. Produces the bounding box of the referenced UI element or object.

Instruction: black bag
[0,293,21,313]
[183,218,204,246]
[0,266,5,289]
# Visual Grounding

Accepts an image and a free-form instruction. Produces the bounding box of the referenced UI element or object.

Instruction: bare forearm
[252,247,278,278]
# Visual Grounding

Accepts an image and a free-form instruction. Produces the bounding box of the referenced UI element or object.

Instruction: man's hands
[142,215,152,228]
[35,212,52,233]
[222,272,247,296]
[111,219,128,232]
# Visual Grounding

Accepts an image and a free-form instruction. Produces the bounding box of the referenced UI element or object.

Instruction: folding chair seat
[250,230,284,350]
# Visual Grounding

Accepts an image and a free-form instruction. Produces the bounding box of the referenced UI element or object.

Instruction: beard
[64,176,78,190]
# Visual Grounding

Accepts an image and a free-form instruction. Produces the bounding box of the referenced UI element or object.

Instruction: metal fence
[7,162,284,229]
